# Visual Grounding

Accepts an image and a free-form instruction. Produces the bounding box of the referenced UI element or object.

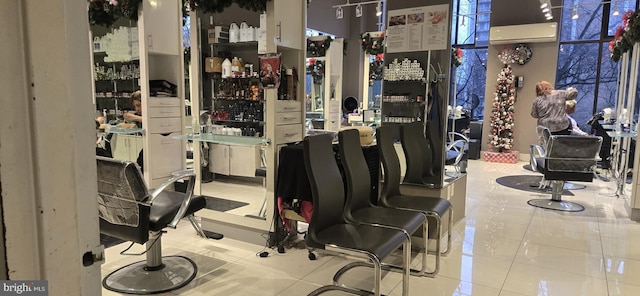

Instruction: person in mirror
[531,80,578,136]
[123,90,143,128]
[122,91,144,171]
[566,99,589,136]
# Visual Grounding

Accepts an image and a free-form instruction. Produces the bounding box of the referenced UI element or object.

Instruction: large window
[556,0,640,132]
[451,0,491,120]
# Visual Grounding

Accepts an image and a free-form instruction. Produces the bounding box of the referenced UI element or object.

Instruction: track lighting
[572,6,579,20]
[613,1,619,16]
[332,1,383,19]
[540,0,548,9]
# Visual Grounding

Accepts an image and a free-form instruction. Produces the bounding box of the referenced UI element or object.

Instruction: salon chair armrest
[149,169,197,229]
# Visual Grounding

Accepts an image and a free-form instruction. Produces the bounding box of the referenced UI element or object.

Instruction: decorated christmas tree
[489,64,516,152]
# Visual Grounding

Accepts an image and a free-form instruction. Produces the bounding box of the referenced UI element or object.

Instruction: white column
[0,0,102,294]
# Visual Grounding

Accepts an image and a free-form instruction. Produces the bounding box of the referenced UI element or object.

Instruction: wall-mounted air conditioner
[489,22,557,45]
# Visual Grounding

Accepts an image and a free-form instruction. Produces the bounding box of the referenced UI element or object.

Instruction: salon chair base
[102,234,198,294]
[102,255,197,294]
[527,181,585,212]
[527,199,585,212]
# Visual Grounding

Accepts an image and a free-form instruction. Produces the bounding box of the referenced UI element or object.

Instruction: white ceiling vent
[489,22,557,45]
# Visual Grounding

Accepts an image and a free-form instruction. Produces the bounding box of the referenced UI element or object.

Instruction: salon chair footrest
[102,255,197,295]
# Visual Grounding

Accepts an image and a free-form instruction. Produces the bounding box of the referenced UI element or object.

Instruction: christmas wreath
[609,10,640,62]
[306,58,324,84]
[307,36,333,57]
[88,0,141,28]
[513,44,532,65]
[451,47,463,67]
[360,32,385,55]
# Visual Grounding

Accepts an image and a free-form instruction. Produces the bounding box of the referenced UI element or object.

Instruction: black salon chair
[467,121,483,160]
[401,122,468,183]
[527,134,603,212]
[338,129,433,277]
[377,125,453,269]
[303,134,411,296]
[96,156,210,294]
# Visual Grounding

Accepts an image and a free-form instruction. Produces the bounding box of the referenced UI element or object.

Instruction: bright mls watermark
[0,281,47,296]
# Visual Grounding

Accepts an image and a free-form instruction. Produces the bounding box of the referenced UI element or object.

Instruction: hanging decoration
[609,10,640,62]
[489,64,516,152]
[497,47,515,65]
[451,47,463,67]
[306,58,324,85]
[306,36,333,57]
[369,54,384,81]
[88,0,141,28]
[360,32,385,55]
[513,44,532,65]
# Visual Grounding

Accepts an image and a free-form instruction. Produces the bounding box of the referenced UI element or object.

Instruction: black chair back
[96,156,151,244]
[544,135,602,182]
[303,134,347,244]
[338,129,373,221]
[376,125,403,201]
[401,122,432,183]
[469,121,482,140]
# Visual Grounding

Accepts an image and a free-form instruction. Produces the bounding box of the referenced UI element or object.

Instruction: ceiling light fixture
[572,6,579,20]
[336,6,344,19]
[355,4,363,17]
[542,6,550,13]
[376,2,382,16]
[613,1,619,16]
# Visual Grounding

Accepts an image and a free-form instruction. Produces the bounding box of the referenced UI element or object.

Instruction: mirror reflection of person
[122,91,144,171]
[123,90,142,127]
[531,80,578,136]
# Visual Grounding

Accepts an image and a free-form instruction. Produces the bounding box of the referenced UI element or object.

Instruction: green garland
[306,36,333,57]
[610,10,640,62]
[360,32,384,55]
[89,0,270,28]
[88,0,141,28]
[188,0,269,13]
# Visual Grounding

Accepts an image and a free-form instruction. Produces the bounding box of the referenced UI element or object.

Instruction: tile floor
[101,159,640,296]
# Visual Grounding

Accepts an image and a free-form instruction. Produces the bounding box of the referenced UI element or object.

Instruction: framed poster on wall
[386,4,449,53]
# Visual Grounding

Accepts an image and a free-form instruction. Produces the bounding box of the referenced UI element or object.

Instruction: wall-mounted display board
[385,4,449,53]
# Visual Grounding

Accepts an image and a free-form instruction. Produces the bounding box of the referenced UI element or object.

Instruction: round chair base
[563,182,587,190]
[527,199,585,212]
[103,255,197,295]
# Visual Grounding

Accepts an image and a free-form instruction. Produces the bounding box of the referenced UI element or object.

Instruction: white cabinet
[209,144,260,178]
[142,0,180,55]
[138,0,186,188]
[112,135,143,163]
[268,0,304,50]
[274,100,303,144]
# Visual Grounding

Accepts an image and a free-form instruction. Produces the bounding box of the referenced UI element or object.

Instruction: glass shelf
[607,131,638,138]
[102,126,144,135]
[174,133,269,146]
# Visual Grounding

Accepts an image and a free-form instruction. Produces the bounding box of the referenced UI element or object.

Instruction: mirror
[91,19,142,163]
[306,55,325,128]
